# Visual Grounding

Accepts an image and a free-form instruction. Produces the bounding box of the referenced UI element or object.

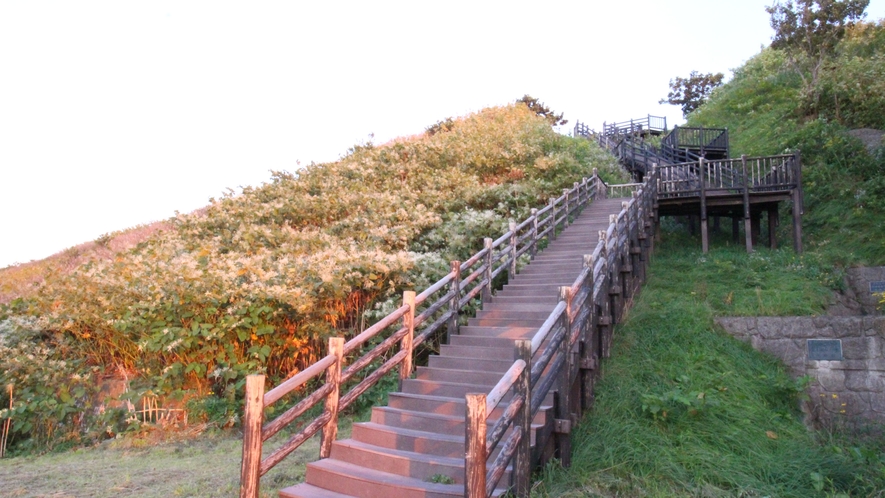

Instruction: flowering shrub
[0,104,624,450]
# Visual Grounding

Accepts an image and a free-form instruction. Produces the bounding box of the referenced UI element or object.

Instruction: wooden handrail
[240,171,605,497]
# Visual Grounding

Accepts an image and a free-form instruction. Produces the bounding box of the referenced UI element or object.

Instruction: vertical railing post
[530,209,539,260]
[555,286,573,467]
[320,337,344,459]
[598,229,613,359]
[580,254,597,411]
[482,238,493,302]
[465,393,487,498]
[240,375,265,498]
[549,198,558,239]
[448,261,461,342]
[563,189,570,228]
[509,220,518,280]
[591,168,599,199]
[513,340,532,498]
[400,291,416,382]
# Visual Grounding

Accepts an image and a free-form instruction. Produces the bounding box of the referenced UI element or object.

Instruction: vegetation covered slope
[0,103,625,452]
[689,20,885,265]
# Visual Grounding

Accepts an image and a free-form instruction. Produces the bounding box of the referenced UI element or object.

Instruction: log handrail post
[464,393,487,498]
[555,286,573,467]
[509,220,518,280]
[549,198,558,239]
[448,261,462,342]
[580,254,597,411]
[400,291,416,382]
[482,238,493,302]
[513,340,532,497]
[563,188,570,228]
[592,168,599,199]
[320,337,344,459]
[239,375,265,498]
[530,209,539,260]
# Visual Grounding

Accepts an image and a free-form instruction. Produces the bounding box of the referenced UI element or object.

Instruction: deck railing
[601,115,667,137]
[239,171,611,498]
[464,168,659,497]
[657,153,800,199]
[662,126,729,155]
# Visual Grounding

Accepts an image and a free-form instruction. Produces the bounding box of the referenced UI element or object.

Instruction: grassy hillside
[535,20,885,497]
[689,21,885,266]
[0,103,626,453]
[535,240,885,497]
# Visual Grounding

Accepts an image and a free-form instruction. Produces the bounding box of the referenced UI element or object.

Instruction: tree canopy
[660,71,725,117]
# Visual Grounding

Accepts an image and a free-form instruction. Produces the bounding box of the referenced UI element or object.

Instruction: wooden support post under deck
[751,211,762,247]
[732,215,740,244]
[768,206,779,250]
[699,157,709,253]
[741,155,753,253]
[792,151,804,253]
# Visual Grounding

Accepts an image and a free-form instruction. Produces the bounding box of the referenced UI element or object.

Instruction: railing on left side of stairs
[239,172,611,498]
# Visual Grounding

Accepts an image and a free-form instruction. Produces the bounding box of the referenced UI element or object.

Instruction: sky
[2,1,885,268]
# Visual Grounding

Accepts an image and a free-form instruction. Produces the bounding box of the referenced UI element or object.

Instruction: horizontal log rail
[240,171,609,498]
[465,167,660,497]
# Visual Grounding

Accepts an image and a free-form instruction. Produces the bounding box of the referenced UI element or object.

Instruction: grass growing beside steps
[0,417,361,498]
[533,238,885,497]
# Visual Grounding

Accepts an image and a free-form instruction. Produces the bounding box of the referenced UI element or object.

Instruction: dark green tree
[516,95,567,126]
[766,0,869,105]
[660,71,725,117]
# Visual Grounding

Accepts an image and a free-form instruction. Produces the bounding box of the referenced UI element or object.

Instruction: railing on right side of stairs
[239,170,617,498]
[464,167,660,497]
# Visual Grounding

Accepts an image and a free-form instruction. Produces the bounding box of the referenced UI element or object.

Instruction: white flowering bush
[0,104,623,450]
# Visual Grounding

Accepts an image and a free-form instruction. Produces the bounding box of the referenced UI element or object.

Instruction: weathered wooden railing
[662,126,729,156]
[239,171,609,498]
[601,115,668,137]
[464,168,660,497]
[657,153,800,199]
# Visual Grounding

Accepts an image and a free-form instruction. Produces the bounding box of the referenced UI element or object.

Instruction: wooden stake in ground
[1,384,12,459]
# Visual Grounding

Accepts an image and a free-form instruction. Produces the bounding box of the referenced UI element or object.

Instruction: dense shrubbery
[690,21,885,265]
[0,104,624,451]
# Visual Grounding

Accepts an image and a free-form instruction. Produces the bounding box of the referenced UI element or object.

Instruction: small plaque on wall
[807,339,842,361]
[870,281,885,293]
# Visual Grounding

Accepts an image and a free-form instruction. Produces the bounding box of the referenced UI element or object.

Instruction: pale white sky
[2,1,884,268]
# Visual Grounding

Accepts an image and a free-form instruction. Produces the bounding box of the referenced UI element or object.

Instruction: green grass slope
[534,240,885,497]
[689,21,885,266]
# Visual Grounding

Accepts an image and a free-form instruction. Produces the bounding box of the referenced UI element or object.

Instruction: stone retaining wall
[717,316,885,427]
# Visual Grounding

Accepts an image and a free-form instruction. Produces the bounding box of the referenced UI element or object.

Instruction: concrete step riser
[330,440,486,485]
[400,379,501,398]
[476,310,552,320]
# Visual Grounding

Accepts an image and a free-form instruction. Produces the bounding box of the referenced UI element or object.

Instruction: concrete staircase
[280,197,628,498]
